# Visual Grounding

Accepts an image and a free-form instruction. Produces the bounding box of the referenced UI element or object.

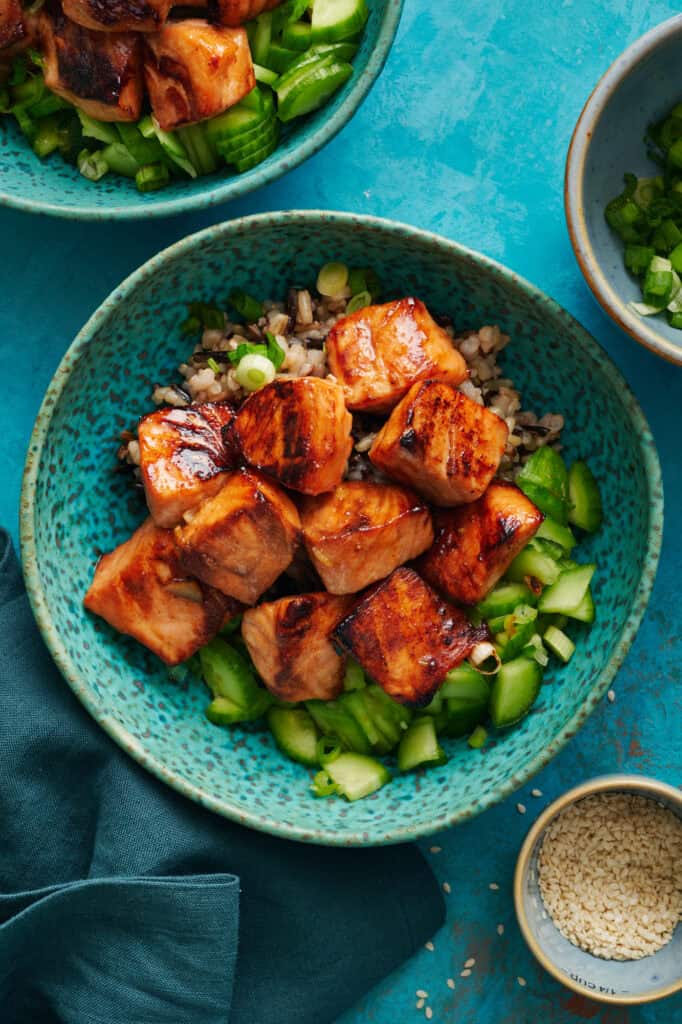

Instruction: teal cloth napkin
[0,530,444,1024]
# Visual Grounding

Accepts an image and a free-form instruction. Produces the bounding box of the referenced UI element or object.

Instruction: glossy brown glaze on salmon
[420,481,544,605]
[300,480,434,594]
[84,517,235,665]
[144,19,254,130]
[325,298,468,413]
[174,468,301,604]
[370,381,509,506]
[234,376,353,495]
[334,567,489,706]
[138,401,238,528]
[0,0,25,51]
[242,592,356,703]
[40,2,143,121]
[63,0,172,33]
[212,0,282,26]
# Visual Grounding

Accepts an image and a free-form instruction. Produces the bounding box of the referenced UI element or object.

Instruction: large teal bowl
[0,1,402,220]
[20,212,663,846]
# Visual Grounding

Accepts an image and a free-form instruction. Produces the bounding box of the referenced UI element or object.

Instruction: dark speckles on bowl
[20,212,663,846]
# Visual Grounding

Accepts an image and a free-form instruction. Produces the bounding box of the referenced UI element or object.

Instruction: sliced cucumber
[568,461,603,533]
[536,517,576,552]
[324,752,391,801]
[268,707,319,766]
[311,0,369,43]
[340,690,386,752]
[518,446,569,500]
[219,122,277,165]
[117,122,165,166]
[252,11,273,66]
[476,582,539,619]
[150,117,197,177]
[100,142,138,178]
[205,100,268,145]
[199,638,270,716]
[306,699,371,754]
[564,586,596,624]
[265,42,300,73]
[206,696,258,725]
[500,605,538,663]
[77,109,118,145]
[254,63,280,86]
[490,657,543,729]
[176,123,217,175]
[543,625,575,664]
[506,546,561,587]
[537,565,596,615]
[282,21,312,50]
[362,685,412,747]
[232,128,279,171]
[518,478,568,524]
[278,60,353,122]
[398,718,447,772]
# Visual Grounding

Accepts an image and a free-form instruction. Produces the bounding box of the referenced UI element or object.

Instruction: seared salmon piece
[62,0,172,33]
[300,480,434,594]
[213,0,282,26]
[325,298,468,413]
[174,468,301,604]
[138,401,238,529]
[334,567,489,707]
[144,19,254,130]
[369,381,509,506]
[0,0,25,50]
[84,517,235,665]
[234,377,353,495]
[420,481,543,605]
[40,3,143,121]
[242,592,355,703]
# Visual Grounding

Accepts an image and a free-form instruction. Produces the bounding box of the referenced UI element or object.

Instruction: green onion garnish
[76,148,109,181]
[316,735,343,766]
[235,353,276,391]
[467,725,488,750]
[135,162,170,193]
[346,290,371,314]
[311,769,339,798]
[181,315,202,336]
[207,357,222,374]
[229,288,264,323]
[188,302,225,331]
[265,331,285,369]
[317,261,349,298]
[227,342,268,364]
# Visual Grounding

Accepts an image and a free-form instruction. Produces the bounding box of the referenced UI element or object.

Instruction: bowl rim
[20,210,664,846]
[565,13,682,365]
[0,0,403,222]
[513,773,682,1005]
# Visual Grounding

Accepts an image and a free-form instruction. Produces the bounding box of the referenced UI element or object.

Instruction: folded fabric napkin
[0,530,444,1024]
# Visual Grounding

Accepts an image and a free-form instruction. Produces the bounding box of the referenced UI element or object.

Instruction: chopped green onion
[311,769,339,798]
[135,161,170,193]
[181,315,201,336]
[226,342,267,364]
[77,148,109,181]
[317,261,349,297]
[624,244,655,276]
[467,725,488,749]
[229,288,263,322]
[207,357,222,374]
[316,735,343,765]
[189,302,225,331]
[669,311,682,329]
[265,331,285,369]
[235,353,276,391]
[346,290,372,314]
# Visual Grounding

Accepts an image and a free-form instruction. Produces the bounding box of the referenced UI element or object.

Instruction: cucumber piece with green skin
[518,478,568,524]
[77,109,118,145]
[500,605,538,662]
[306,699,371,754]
[339,690,387,752]
[362,685,412,748]
[537,565,596,615]
[282,21,312,49]
[438,666,490,738]
[476,582,539,618]
[490,657,543,728]
[518,446,569,501]
[214,112,275,158]
[440,665,490,702]
[275,43,358,88]
[267,707,319,766]
[311,0,368,43]
[218,121,277,163]
[398,718,448,772]
[150,117,197,177]
[205,97,269,145]
[563,586,595,624]
[252,11,272,65]
[535,517,576,552]
[278,60,353,122]
[568,460,603,533]
[274,51,336,100]
[206,695,267,726]
[199,637,270,716]
[117,122,165,166]
[177,123,217,175]
[506,546,561,587]
[324,752,391,801]
[486,613,508,634]
[343,657,366,692]
[254,63,280,86]
[100,142,138,177]
[543,625,575,664]
[468,725,488,749]
[265,42,300,73]
[233,128,279,171]
[529,537,566,561]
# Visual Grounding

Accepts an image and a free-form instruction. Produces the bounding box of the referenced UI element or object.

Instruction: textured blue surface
[0,0,680,1020]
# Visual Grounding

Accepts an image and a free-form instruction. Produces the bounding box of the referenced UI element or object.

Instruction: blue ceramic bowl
[20,212,663,846]
[515,775,682,1005]
[565,14,682,365]
[0,1,402,221]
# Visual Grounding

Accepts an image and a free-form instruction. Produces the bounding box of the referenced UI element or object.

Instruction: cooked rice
[123,288,564,475]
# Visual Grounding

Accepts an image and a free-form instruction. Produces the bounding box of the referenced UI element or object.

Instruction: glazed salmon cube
[138,401,238,529]
[84,518,235,665]
[300,480,434,594]
[420,482,543,605]
[234,377,353,495]
[144,20,255,130]
[40,4,143,121]
[369,381,509,506]
[334,567,489,706]
[0,0,25,50]
[213,0,283,26]
[325,298,468,413]
[62,0,171,33]
[242,592,356,703]
[174,468,301,604]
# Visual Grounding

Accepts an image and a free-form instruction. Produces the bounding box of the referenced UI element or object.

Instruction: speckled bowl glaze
[0,1,402,221]
[20,212,663,846]
[565,14,682,364]
[514,775,682,1005]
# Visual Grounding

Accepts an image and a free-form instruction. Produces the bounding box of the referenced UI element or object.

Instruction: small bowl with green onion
[565,14,682,364]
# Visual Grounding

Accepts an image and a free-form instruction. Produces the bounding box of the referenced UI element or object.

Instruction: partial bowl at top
[20,211,662,846]
[566,14,682,364]
[0,1,402,221]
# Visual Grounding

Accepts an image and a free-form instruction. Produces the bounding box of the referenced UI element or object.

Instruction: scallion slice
[235,353,276,391]
[317,261,349,297]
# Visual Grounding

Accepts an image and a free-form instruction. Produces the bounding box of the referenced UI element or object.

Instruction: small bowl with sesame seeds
[514,774,682,1005]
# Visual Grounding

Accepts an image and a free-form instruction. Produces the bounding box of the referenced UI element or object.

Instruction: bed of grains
[123,287,564,471]
[538,793,682,961]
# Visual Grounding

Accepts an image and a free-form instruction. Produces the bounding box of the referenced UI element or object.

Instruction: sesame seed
[517,802,527,814]
[446,978,455,990]
[607,689,616,703]
[425,1009,433,1021]
[442,882,451,894]
[531,788,542,798]
[460,969,472,977]
[416,990,428,999]
[464,957,476,968]
[416,999,425,1010]
[424,941,435,952]
[497,924,505,936]
[489,882,499,890]
[517,976,527,987]
[430,846,442,854]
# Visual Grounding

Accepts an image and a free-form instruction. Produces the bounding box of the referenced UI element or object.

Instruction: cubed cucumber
[517,478,569,524]
[206,695,267,725]
[564,586,596,624]
[537,565,596,615]
[490,657,543,729]
[77,109,118,145]
[282,21,312,49]
[265,43,300,73]
[100,142,139,177]
[362,685,412,748]
[441,665,490,703]
[536,517,576,552]
[199,638,266,713]
[267,707,319,766]
[506,546,561,587]
[324,752,391,801]
[398,718,448,772]
[518,446,569,499]
[306,699,371,754]
[500,605,538,662]
[476,582,539,618]
[339,690,387,752]
[568,460,603,533]
[543,625,575,664]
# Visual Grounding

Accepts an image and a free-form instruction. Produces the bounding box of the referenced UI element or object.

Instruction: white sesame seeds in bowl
[514,775,682,1005]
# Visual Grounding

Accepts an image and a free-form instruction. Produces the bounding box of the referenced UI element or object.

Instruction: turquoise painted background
[1,0,680,1021]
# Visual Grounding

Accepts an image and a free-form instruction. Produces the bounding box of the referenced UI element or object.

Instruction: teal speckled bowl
[20,212,663,846]
[0,1,402,221]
